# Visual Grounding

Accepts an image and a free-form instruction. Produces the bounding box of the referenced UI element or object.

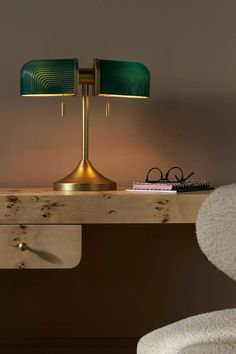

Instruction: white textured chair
[137,184,236,354]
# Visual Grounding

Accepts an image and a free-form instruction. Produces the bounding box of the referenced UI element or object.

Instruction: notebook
[130,181,213,192]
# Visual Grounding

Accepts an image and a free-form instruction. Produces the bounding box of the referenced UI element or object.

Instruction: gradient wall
[0,0,235,188]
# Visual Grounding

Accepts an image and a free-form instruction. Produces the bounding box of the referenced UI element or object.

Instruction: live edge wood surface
[0,188,211,224]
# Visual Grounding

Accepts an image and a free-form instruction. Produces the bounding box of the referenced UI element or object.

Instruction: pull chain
[61,95,65,117]
[105,95,110,117]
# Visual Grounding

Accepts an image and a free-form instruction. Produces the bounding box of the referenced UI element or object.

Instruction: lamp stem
[82,83,89,161]
[54,81,116,191]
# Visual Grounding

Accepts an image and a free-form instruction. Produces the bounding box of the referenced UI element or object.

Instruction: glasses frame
[145,166,194,184]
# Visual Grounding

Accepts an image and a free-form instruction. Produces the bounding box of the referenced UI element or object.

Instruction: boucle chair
[137,184,236,354]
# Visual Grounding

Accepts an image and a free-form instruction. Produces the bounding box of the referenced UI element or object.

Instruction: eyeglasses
[145,166,194,183]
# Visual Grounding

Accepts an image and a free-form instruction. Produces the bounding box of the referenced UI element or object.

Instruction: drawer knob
[17,242,28,251]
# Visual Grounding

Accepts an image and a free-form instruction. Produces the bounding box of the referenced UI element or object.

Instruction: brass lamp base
[54,160,117,191]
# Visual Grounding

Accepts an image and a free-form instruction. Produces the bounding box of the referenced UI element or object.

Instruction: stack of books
[126,181,213,193]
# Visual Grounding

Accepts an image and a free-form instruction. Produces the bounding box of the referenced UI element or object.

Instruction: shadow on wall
[137,94,236,186]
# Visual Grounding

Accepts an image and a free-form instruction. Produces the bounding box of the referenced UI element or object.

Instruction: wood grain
[0,225,82,268]
[0,189,210,224]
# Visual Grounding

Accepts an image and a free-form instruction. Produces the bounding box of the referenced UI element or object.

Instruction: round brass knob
[17,242,28,251]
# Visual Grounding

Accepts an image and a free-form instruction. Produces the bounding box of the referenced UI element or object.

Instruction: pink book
[132,182,173,191]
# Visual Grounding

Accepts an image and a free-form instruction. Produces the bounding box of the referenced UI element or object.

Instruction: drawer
[0,225,82,269]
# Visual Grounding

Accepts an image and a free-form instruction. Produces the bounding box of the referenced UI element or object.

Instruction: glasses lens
[166,167,184,182]
[146,167,162,182]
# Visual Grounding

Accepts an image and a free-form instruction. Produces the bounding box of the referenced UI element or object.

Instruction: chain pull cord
[105,95,110,117]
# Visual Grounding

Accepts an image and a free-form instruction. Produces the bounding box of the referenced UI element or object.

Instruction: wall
[0,0,236,188]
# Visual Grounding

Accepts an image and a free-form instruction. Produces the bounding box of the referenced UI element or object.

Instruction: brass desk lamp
[20,58,150,191]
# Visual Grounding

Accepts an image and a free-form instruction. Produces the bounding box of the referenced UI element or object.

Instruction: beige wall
[0,0,236,188]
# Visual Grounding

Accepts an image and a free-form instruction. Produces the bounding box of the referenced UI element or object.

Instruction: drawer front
[0,225,82,269]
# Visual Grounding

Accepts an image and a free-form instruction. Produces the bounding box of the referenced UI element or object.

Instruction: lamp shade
[20,58,78,96]
[94,59,150,98]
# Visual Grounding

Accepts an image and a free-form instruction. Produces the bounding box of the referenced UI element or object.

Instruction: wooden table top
[0,188,211,224]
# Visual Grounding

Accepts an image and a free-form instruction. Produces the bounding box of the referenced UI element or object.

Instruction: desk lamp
[20,58,150,191]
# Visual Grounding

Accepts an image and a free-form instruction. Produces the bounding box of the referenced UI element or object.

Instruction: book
[130,181,213,193]
[132,182,173,191]
[126,189,177,194]
[170,181,213,192]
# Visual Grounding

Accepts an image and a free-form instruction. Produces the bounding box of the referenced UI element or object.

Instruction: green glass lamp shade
[20,58,78,96]
[94,59,150,98]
